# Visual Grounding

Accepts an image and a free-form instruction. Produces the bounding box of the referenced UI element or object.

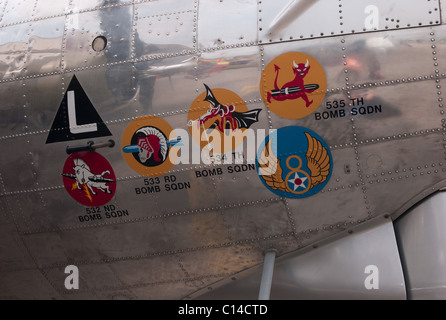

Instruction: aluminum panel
[197,0,258,49]
[0,23,64,133]
[38,220,173,262]
[0,187,6,206]
[349,81,442,141]
[145,168,218,214]
[326,146,362,187]
[196,46,261,101]
[22,232,69,267]
[109,255,183,289]
[17,188,85,232]
[1,0,36,26]
[359,133,445,179]
[162,209,230,249]
[21,74,64,134]
[133,56,198,115]
[0,1,6,25]
[342,0,441,33]
[24,129,67,191]
[0,25,28,80]
[25,17,65,76]
[63,5,132,70]
[0,195,13,235]
[359,133,446,217]
[134,0,197,58]
[259,0,441,44]
[33,0,71,19]
[0,136,34,193]
[432,25,446,78]
[0,80,27,137]
[222,201,292,243]
[3,195,30,234]
[0,17,63,79]
[258,0,341,44]
[0,269,61,299]
[70,0,132,13]
[211,163,282,206]
[0,223,36,271]
[182,245,264,279]
[442,0,446,25]
[286,182,367,236]
[342,28,435,87]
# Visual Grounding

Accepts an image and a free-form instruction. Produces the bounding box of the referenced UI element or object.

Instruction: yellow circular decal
[187,84,261,154]
[121,116,180,177]
[260,52,327,119]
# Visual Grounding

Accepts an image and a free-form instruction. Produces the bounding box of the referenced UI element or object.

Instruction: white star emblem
[287,172,308,191]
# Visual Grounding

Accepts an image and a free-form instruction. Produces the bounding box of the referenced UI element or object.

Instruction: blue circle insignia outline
[255,126,333,199]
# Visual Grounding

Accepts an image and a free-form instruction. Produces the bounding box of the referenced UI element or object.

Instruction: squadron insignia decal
[46,75,112,144]
[187,84,261,153]
[261,52,327,119]
[256,126,332,198]
[121,116,181,177]
[62,151,116,206]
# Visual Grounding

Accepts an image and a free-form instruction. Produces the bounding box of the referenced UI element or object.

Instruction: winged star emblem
[258,132,331,194]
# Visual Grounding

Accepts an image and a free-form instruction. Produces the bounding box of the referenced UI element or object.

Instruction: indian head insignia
[121,116,181,177]
[256,126,332,199]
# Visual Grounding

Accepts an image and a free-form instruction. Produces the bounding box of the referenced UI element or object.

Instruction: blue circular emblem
[256,126,333,199]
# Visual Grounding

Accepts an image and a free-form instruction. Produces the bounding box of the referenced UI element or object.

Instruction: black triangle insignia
[45,75,112,144]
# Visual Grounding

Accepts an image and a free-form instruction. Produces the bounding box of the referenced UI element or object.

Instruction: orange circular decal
[260,52,327,119]
[121,116,180,177]
[187,84,261,154]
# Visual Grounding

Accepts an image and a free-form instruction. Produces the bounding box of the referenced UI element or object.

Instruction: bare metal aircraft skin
[0,0,445,300]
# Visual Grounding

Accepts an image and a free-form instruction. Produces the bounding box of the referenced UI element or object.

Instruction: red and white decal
[62,151,116,207]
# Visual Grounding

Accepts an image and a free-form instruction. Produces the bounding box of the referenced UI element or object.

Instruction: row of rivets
[340,31,372,217]
[431,31,446,162]
[19,194,283,234]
